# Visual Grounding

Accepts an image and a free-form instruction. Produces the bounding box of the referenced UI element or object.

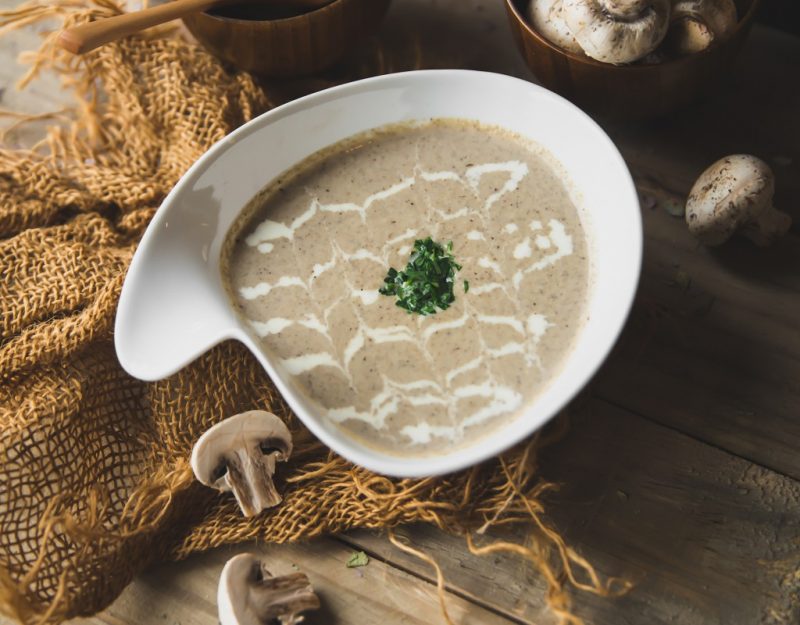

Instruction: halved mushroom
[666,0,738,56]
[527,0,584,55]
[218,554,320,625]
[191,410,293,517]
[561,0,671,64]
[685,154,792,246]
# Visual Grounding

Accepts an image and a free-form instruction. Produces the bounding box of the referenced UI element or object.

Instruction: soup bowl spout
[115,70,642,478]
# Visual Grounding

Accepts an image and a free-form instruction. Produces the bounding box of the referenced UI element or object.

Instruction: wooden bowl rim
[505,0,763,71]
[194,0,344,25]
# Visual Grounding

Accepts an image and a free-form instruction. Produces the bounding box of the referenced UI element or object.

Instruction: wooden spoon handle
[57,0,223,54]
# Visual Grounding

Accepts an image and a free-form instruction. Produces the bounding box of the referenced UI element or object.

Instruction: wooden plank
[0,11,68,150]
[608,24,800,221]
[339,528,555,624]
[0,539,517,625]
[588,23,800,478]
[593,195,800,477]
[344,398,800,625]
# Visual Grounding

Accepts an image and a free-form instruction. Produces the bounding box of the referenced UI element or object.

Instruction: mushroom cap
[527,0,584,54]
[219,554,262,625]
[561,0,671,64]
[666,16,715,55]
[667,0,738,55]
[218,554,319,625]
[685,155,775,245]
[191,410,292,516]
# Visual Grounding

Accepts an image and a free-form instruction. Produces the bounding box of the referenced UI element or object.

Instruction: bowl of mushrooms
[505,0,762,118]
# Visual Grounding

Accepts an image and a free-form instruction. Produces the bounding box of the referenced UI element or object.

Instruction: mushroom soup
[223,120,590,455]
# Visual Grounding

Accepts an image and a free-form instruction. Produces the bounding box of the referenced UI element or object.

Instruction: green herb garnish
[346,551,369,568]
[379,237,463,315]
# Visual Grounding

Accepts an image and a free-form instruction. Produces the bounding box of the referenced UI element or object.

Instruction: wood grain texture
[58,539,516,625]
[346,399,800,625]
[58,0,226,54]
[591,23,800,479]
[0,20,65,150]
[181,0,391,76]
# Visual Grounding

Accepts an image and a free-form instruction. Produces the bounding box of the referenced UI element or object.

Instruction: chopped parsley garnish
[346,550,369,568]
[379,237,464,315]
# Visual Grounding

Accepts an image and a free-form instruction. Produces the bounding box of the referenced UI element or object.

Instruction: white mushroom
[527,0,584,54]
[191,410,292,517]
[666,0,738,55]
[561,0,671,64]
[218,554,320,625]
[685,155,792,246]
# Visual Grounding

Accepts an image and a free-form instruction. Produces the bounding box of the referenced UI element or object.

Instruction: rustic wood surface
[1,0,799,624]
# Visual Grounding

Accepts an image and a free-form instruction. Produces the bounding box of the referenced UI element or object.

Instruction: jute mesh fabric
[0,2,621,623]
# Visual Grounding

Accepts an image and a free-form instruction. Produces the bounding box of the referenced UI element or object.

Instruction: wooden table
[2,1,799,624]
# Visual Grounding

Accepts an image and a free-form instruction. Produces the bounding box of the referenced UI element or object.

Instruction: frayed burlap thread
[0,2,624,623]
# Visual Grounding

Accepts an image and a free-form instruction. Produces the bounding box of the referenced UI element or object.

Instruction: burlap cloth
[0,2,623,623]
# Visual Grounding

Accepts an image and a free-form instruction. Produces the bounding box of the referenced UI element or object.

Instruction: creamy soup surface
[224,120,590,455]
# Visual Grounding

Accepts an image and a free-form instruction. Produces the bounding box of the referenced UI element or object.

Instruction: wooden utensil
[57,0,333,55]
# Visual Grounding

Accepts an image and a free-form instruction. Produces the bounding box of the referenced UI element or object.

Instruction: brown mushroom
[666,0,737,56]
[685,155,792,246]
[218,553,320,625]
[191,410,292,517]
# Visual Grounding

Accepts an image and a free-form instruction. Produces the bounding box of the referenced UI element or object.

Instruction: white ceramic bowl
[115,70,641,477]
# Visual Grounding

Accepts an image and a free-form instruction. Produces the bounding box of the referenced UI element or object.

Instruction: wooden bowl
[505,0,761,119]
[183,0,392,77]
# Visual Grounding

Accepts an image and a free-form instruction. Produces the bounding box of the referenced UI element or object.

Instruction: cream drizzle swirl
[237,160,573,444]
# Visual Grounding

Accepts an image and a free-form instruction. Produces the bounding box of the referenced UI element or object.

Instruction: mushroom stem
[225,449,283,517]
[743,205,793,246]
[251,572,320,625]
[191,410,293,518]
[600,0,650,19]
